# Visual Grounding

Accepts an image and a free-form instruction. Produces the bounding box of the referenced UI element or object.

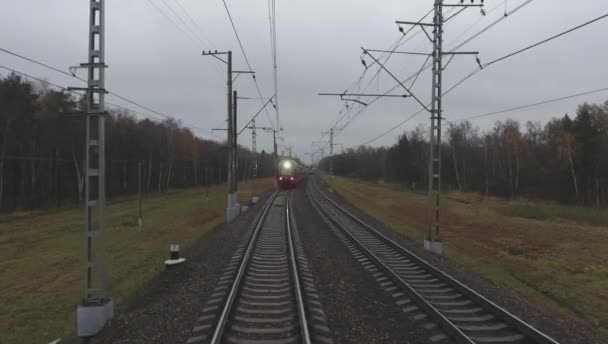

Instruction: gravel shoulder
[316,177,603,344]
[74,192,272,344]
[292,179,435,344]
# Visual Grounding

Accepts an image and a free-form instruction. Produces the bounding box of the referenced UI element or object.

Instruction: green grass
[501,203,608,227]
[0,179,271,344]
[323,176,608,340]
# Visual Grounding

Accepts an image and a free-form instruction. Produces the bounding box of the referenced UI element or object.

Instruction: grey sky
[1,0,607,161]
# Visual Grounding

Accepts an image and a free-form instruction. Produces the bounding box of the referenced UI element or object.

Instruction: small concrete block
[77,299,114,337]
[252,196,260,204]
[241,205,249,212]
[165,258,186,267]
[225,206,240,223]
[424,239,431,251]
[431,241,443,255]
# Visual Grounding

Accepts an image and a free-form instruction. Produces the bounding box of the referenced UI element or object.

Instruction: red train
[276,158,301,189]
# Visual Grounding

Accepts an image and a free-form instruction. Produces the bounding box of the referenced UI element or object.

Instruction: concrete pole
[329,128,334,176]
[138,162,142,227]
[426,0,444,255]
[77,0,113,337]
[226,52,239,222]
[232,90,238,195]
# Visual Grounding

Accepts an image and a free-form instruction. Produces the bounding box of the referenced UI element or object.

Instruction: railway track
[307,178,560,344]
[186,190,332,344]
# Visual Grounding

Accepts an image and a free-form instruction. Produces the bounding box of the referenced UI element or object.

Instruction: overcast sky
[1,0,607,161]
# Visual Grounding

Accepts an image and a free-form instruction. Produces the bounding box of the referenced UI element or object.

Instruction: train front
[276,158,298,189]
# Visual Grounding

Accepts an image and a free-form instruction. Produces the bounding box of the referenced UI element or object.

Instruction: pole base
[424,239,443,255]
[165,258,186,267]
[77,299,114,337]
[226,192,240,223]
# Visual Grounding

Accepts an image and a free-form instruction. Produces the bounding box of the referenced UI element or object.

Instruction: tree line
[0,73,275,212]
[319,101,608,207]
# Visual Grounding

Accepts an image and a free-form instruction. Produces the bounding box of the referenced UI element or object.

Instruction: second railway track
[307,178,559,344]
[186,190,332,344]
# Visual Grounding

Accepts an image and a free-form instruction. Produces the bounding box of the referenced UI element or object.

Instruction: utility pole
[72,0,113,337]
[232,90,238,198]
[397,0,483,255]
[329,128,334,176]
[428,0,445,255]
[246,123,273,177]
[203,50,255,222]
[272,129,278,176]
[138,162,143,227]
[251,119,257,177]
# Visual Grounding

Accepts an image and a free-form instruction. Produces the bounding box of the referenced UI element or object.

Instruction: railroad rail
[307,178,560,344]
[186,190,331,344]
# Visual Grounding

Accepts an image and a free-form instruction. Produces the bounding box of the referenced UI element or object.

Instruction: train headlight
[282,161,292,169]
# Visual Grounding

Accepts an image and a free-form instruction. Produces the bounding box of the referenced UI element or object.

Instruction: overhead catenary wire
[353,9,608,147]
[331,8,436,130]
[145,0,200,47]
[451,86,608,123]
[0,64,221,139]
[221,0,274,129]
[145,0,223,74]
[172,0,217,49]
[0,47,218,136]
[336,0,537,137]
[159,0,211,48]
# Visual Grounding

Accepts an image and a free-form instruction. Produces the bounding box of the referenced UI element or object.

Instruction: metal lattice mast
[251,119,257,177]
[329,128,334,176]
[428,0,444,250]
[74,0,113,337]
[84,0,108,305]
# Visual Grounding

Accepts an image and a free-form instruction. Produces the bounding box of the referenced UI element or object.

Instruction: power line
[452,86,608,122]
[336,0,536,135]
[0,65,221,139]
[221,0,274,129]
[145,0,223,74]
[485,11,608,68]
[145,0,199,46]
[0,47,219,138]
[172,0,216,49]
[331,9,436,130]
[158,0,209,48]
[351,7,608,147]
[0,48,74,78]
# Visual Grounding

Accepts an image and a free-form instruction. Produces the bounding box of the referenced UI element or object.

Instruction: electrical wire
[159,0,210,48]
[221,0,274,129]
[0,65,221,139]
[342,0,536,133]
[352,10,608,147]
[451,86,608,122]
[0,47,218,137]
[172,0,217,49]
[145,0,199,46]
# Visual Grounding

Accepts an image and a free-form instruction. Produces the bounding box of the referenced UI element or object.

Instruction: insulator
[361,59,367,68]
[398,26,404,33]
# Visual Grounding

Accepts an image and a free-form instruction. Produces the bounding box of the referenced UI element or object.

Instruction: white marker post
[164,244,186,267]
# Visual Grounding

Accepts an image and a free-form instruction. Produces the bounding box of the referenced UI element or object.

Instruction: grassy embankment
[323,176,608,339]
[0,179,272,344]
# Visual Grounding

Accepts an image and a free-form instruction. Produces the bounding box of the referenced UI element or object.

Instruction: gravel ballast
[83,192,271,344]
[292,180,440,344]
[316,177,604,344]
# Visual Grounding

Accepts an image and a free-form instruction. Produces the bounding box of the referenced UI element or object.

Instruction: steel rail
[310,178,560,344]
[308,182,474,344]
[287,191,312,344]
[209,191,278,344]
